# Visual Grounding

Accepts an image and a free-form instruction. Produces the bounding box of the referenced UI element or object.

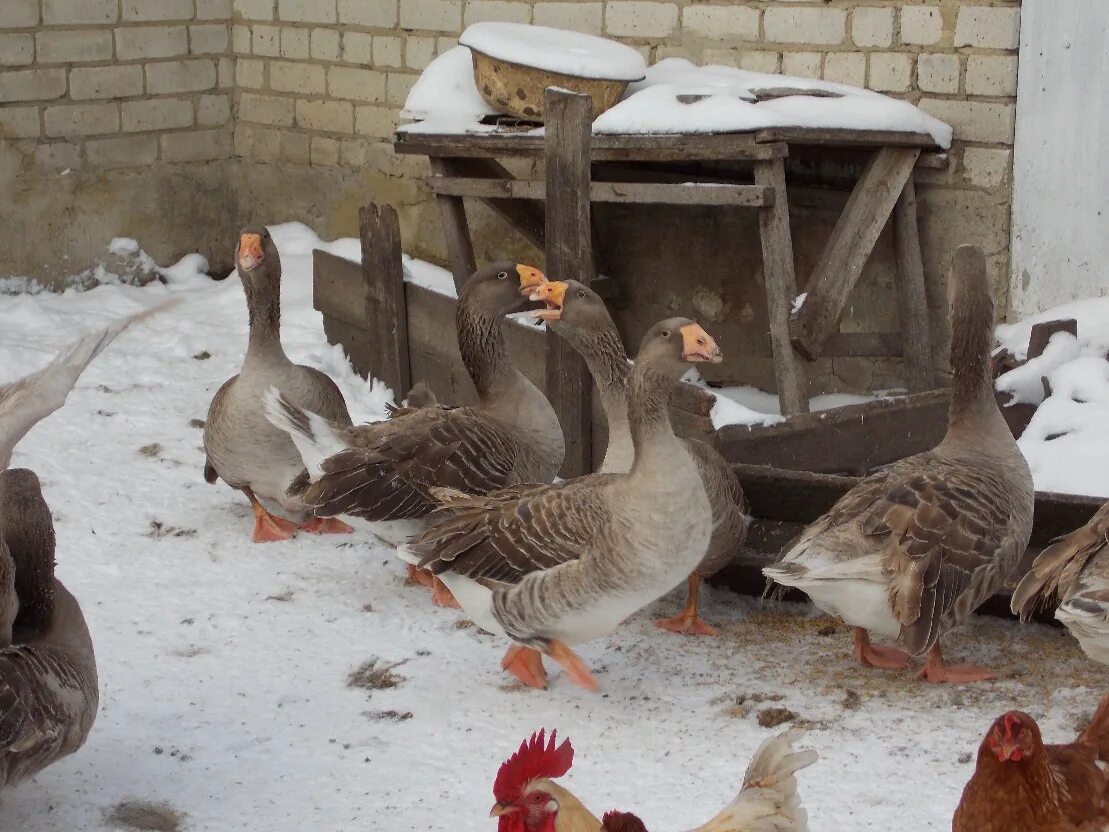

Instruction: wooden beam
[422,176,775,206]
[428,157,476,294]
[358,202,411,400]
[892,177,936,391]
[544,89,593,477]
[753,157,808,416]
[432,157,546,250]
[788,146,921,360]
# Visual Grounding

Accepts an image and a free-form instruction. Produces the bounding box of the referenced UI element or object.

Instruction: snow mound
[459,22,647,81]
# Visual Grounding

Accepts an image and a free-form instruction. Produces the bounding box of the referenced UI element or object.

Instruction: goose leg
[299,516,354,535]
[916,643,996,684]
[854,628,910,670]
[430,577,460,609]
[654,575,719,636]
[405,565,435,589]
[546,640,600,692]
[245,488,297,542]
[501,645,548,690]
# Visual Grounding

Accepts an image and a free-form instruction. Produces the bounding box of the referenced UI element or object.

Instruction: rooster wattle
[489,729,816,832]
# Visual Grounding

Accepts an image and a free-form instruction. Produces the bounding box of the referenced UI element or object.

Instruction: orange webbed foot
[546,640,600,692]
[430,577,460,609]
[654,611,720,637]
[405,565,436,589]
[853,628,910,670]
[299,516,354,535]
[916,644,995,684]
[501,645,548,690]
[251,512,298,542]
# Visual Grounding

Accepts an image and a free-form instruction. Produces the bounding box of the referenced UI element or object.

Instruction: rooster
[489,729,817,832]
[952,694,1109,831]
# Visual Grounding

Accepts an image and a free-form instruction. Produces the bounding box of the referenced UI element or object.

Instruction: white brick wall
[765,8,846,46]
[920,99,1016,144]
[399,0,461,31]
[0,1,40,28]
[122,0,196,22]
[464,1,530,25]
[37,31,114,64]
[965,55,1018,97]
[869,53,912,93]
[918,53,960,94]
[954,6,1020,50]
[681,6,759,40]
[123,97,195,131]
[606,2,678,38]
[0,35,34,68]
[116,26,190,60]
[900,6,944,46]
[532,2,601,34]
[337,0,397,26]
[852,7,893,48]
[147,59,220,94]
[43,0,117,25]
[278,0,337,23]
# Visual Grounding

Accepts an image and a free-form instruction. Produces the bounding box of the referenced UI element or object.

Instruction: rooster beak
[680,323,723,363]
[490,802,516,817]
[516,264,546,294]
[529,280,568,322]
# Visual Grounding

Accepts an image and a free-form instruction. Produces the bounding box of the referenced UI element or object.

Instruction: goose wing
[411,476,618,585]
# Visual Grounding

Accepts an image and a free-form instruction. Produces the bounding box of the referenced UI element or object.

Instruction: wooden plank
[428,157,476,294]
[544,89,594,477]
[433,157,546,250]
[788,146,921,360]
[753,157,809,416]
[892,177,935,391]
[754,126,940,149]
[359,202,411,400]
[718,389,950,475]
[395,131,789,161]
[313,249,369,328]
[422,176,775,206]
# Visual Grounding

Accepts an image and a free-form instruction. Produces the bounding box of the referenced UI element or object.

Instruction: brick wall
[0,0,234,171]
[227,0,1022,306]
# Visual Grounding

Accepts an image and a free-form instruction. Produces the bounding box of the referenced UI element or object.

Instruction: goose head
[636,317,722,378]
[461,260,546,317]
[235,226,281,293]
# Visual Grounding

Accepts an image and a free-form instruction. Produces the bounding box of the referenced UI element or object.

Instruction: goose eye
[497,270,508,280]
[576,289,586,299]
[661,330,671,338]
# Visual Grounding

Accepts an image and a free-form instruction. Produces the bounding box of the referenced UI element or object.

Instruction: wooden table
[395,89,945,477]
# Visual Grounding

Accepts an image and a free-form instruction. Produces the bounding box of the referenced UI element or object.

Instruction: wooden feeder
[469,50,633,122]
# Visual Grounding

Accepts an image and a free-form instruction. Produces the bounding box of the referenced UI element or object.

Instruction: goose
[530,279,748,636]
[1011,501,1109,665]
[0,318,143,786]
[262,261,559,603]
[763,245,1034,683]
[203,226,355,542]
[408,318,723,691]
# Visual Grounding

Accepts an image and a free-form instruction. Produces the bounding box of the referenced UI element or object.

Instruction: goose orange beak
[680,323,722,363]
[529,280,567,321]
[516,264,546,294]
[238,232,264,271]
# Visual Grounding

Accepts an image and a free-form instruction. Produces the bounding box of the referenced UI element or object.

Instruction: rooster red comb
[494,730,574,803]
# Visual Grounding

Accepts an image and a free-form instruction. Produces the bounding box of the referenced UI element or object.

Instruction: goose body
[203,227,353,541]
[531,280,748,635]
[265,262,563,550]
[764,246,1034,683]
[411,319,722,690]
[1012,501,1109,664]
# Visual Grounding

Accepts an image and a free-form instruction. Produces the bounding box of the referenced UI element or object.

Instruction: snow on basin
[0,222,1106,832]
[401,45,499,123]
[458,22,647,81]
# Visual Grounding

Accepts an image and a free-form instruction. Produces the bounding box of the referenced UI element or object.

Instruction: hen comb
[493,729,574,803]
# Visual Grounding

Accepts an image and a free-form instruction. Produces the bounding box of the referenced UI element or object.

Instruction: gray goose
[263,262,560,588]
[0,319,139,786]
[1012,501,1109,665]
[203,226,354,542]
[409,318,722,691]
[531,279,748,636]
[763,245,1034,683]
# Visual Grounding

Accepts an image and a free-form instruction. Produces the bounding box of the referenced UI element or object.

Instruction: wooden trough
[313,205,1103,624]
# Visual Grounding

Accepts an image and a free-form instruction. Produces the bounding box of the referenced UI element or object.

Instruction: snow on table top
[1,222,1107,832]
[995,294,1109,498]
[459,22,646,81]
[401,52,952,149]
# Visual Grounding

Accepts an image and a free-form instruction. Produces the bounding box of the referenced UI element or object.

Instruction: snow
[401,52,952,149]
[792,292,808,314]
[995,296,1109,498]
[1,224,1106,831]
[108,237,140,256]
[458,23,646,81]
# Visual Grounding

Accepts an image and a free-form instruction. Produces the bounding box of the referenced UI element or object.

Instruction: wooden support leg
[544,89,593,477]
[789,147,921,360]
[359,202,411,400]
[754,157,808,416]
[892,177,935,391]
[428,157,477,294]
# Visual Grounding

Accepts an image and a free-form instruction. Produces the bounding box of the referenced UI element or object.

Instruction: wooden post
[753,157,809,416]
[544,88,593,477]
[892,177,935,391]
[359,201,411,400]
[428,157,477,294]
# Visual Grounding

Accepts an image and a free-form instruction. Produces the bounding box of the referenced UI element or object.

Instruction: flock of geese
[2,228,1108,811]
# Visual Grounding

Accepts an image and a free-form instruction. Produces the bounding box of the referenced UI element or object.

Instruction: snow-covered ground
[0,225,1105,832]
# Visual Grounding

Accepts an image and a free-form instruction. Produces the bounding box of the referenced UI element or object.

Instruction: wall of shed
[1010,0,1108,317]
